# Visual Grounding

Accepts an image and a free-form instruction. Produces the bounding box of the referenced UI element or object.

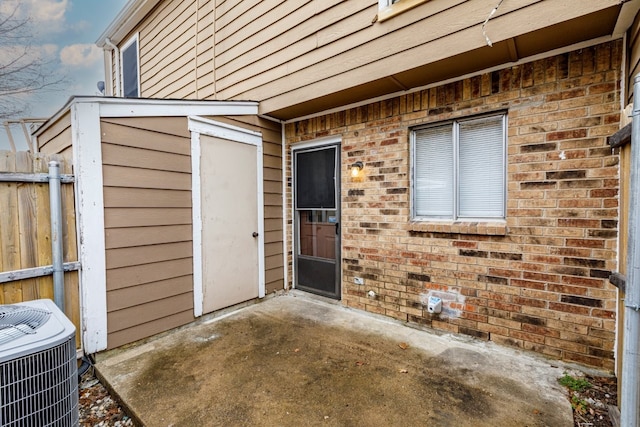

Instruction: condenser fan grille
[0,300,78,426]
[0,305,51,346]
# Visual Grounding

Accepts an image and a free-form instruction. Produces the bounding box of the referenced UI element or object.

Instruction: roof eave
[33,97,260,138]
[96,0,162,48]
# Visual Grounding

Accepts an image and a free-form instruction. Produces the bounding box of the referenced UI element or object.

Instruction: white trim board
[100,102,257,118]
[190,130,204,318]
[188,115,261,145]
[34,98,259,138]
[256,141,266,298]
[71,102,107,354]
[120,33,140,98]
[290,136,342,150]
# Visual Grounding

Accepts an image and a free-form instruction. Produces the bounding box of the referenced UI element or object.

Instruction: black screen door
[294,145,340,298]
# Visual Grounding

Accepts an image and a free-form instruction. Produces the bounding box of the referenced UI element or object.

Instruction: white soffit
[614,0,640,36]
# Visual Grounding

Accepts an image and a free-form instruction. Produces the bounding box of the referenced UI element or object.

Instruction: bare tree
[0,4,64,120]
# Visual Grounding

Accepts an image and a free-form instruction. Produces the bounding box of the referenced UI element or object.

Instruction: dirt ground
[79,373,617,427]
[559,374,617,427]
[96,294,574,426]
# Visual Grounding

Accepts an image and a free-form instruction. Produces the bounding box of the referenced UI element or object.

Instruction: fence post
[48,161,64,312]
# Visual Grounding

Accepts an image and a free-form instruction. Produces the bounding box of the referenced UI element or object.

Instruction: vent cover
[0,299,78,427]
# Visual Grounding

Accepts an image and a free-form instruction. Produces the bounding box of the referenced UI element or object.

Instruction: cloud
[60,44,102,68]
[28,0,68,23]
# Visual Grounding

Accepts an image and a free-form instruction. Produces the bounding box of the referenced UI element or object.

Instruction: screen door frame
[292,139,341,299]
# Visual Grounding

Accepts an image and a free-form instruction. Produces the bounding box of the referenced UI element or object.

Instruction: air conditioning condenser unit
[0,299,78,426]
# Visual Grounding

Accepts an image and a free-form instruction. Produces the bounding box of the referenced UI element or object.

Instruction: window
[377,0,431,21]
[411,114,506,221]
[121,34,140,98]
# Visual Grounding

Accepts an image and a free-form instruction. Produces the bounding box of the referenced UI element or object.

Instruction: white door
[189,117,264,316]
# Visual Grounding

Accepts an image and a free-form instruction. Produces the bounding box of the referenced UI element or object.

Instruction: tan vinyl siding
[111,0,620,118]
[212,0,620,115]
[101,116,195,349]
[37,111,72,155]
[628,11,640,104]
[107,310,195,349]
[136,0,197,99]
[196,0,216,98]
[109,49,117,95]
[210,115,284,293]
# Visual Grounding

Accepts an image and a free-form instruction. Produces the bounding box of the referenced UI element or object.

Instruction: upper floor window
[121,34,140,98]
[411,114,506,221]
[377,0,431,22]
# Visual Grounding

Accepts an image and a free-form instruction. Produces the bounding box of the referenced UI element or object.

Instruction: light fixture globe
[350,161,364,177]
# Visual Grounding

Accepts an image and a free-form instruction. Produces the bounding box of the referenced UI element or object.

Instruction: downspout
[194,0,199,98]
[212,2,216,98]
[104,38,121,97]
[621,74,640,427]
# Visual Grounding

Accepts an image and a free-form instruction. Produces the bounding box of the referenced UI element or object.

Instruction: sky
[0,0,129,150]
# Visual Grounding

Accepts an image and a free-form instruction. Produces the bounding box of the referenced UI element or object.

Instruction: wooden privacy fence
[0,150,80,345]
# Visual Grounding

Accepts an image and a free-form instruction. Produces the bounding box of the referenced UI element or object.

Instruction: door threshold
[289,289,342,305]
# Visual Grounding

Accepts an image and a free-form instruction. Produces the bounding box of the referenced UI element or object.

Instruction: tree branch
[0,3,64,120]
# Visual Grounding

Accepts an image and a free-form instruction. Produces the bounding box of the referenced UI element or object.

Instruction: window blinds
[414,124,453,217]
[413,114,505,220]
[458,116,504,218]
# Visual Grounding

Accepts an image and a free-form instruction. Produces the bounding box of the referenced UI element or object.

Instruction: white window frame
[410,113,507,222]
[120,33,140,98]
[378,0,399,8]
[378,0,431,22]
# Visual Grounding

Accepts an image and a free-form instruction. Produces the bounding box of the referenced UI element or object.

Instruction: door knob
[252,232,259,238]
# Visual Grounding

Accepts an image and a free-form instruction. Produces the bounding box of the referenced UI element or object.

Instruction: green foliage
[558,373,592,392]
[570,395,588,414]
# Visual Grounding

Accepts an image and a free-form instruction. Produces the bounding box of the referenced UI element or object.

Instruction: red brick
[513,296,547,308]
[509,329,546,344]
[549,302,590,316]
[591,309,615,319]
[546,129,588,141]
[522,324,561,338]
[566,239,605,249]
[288,40,621,370]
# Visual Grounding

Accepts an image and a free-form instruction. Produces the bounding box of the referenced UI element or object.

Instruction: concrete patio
[95,292,575,426]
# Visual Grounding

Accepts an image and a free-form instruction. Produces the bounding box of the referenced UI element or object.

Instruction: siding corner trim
[71,102,108,354]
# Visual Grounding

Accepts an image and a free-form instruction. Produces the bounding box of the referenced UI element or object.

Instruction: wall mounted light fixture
[350,161,364,177]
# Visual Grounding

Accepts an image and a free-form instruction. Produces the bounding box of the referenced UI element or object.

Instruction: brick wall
[285,40,622,370]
